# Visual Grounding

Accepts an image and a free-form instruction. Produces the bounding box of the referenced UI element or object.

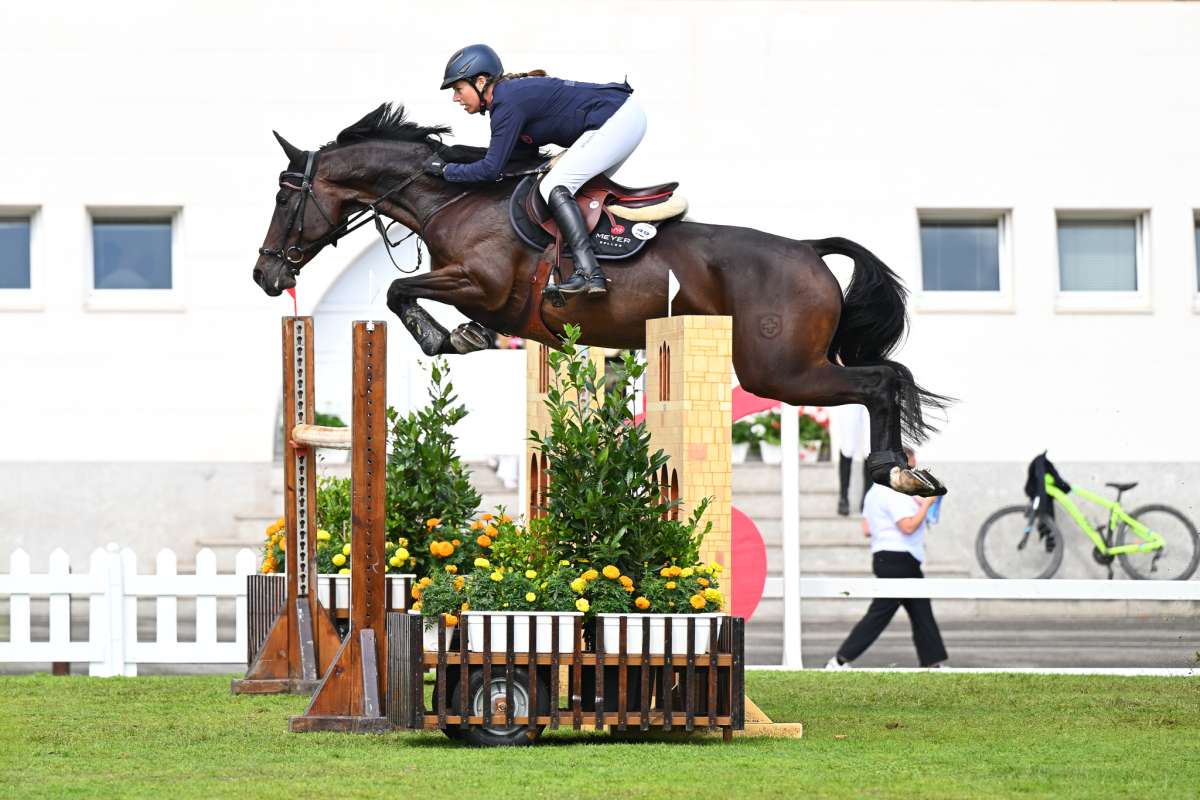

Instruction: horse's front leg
[386,265,499,356]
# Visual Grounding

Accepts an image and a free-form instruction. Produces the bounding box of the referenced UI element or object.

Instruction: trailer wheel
[445,667,549,746]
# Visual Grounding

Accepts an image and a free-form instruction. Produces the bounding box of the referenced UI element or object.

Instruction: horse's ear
[273,130,304,164]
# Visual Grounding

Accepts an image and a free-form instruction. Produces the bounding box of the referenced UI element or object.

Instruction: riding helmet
[440,44,503,89]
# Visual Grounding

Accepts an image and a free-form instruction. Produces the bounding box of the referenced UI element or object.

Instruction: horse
[252,104,949,497]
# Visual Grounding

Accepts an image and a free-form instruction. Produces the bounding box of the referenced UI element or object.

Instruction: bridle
[258,145,459,275]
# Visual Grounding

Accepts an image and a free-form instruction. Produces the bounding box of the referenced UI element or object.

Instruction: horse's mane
[324,102,546,171]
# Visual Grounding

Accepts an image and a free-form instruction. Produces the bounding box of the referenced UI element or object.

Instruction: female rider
[425,44,647,296]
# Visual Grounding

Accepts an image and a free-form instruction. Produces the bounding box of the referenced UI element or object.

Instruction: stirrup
[557,268,605,295]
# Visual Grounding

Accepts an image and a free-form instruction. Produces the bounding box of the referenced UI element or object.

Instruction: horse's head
[253,132,356,296]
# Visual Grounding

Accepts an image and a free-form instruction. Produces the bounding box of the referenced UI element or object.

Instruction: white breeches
[831,403,870,459]
[539,97,647,202]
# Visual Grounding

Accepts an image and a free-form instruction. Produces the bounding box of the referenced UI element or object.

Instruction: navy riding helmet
[440,44,503,89]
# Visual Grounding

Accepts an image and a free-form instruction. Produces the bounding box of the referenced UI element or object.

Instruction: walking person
[826,447,948,669]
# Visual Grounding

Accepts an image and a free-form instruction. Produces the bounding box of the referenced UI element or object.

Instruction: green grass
[0,672,1197,799]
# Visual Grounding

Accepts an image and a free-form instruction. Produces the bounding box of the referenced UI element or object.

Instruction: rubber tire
[1117,504,1200,580]
[447,666,549,747]
[976,505,1064,579]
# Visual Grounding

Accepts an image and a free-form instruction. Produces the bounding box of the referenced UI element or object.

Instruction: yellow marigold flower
[668,565,682,577]
[560,560,571,567]
[490,571,504,582]
[681,567,694,578]
[713,563,724,574]
[697,577,710,587]
[481,513,494,522]
[575,598,590,613]
[582,569,599,582]
[444,614,458,627]
[618,575,633,588]
[399,537,408,547]
[317,529,331,541]
[461,601,470,612]
[525,592,537,603]
[602,565,620,580]
[419,577,433,587]
[338,567,350,575]
[341,543,351,556]
[570,578,586,594]
[332,553,346,567]
[426,518,441,528]
[445,564,458,574]
[476,535,492,548]
[411,601,422,611]
[485,525,498,537]
[525,569,537,579]
[689,594,706,610]
[635,596,650,610]
[388,555,402,568]
[411,586,422,599]
[704,588,723,604]
[660,567,672,577]
[453,576,466,591]
[396,548,410,562]
[666,581,677,590]
[474,557,490,569]
[500,514,513,523]
[278,540,286,551]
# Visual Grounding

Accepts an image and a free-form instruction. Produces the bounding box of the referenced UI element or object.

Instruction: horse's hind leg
[738,357,946,497]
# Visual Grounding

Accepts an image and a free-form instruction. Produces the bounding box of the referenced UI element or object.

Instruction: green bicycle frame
[1043,476,1164,556]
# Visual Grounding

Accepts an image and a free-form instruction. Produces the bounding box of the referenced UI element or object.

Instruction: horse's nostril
[253,268,265,287]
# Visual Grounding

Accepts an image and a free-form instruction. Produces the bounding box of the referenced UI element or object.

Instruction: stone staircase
[197,461,519,571]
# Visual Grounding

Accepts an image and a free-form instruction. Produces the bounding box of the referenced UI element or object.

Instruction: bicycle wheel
[976,505,1064,579]
[1117,504,1200,580]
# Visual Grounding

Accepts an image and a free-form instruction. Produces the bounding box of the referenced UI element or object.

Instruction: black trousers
[837,550,948,667]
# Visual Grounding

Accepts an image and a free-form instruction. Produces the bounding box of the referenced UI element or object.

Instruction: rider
[426,44,647,296]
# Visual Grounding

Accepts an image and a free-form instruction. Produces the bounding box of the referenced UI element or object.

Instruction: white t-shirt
[862,484,926,563]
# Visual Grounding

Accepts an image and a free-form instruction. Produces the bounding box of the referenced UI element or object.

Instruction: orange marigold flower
[439,541,455,557]
[445,564,458,574]
[453,576,466,591]
[476,535,492,548]
[697,577,710,587]
[481,513,494,522]
[635,596,651,610]
[582,569,599,582]
[618,575,633,588]
[451,539,461,547]
[668,566,682,577]
[689,594,707,610]
[659,567,671,577]
[602,565,620,580]
[429,542,440,555]
[426,517,441,528]
[500,514,513,523]
[470,520,484,530]
[444,614,458,627]
[485,525,498,537]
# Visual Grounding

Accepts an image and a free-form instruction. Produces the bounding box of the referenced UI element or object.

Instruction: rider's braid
[495,69,547,83]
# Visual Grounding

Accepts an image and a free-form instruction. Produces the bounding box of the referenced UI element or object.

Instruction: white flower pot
[466,612,582,653]
[759,441,782,464]
[799,439,823,464]
[597,613,723,656]
[318,573,414,611]
[732,442,750,464]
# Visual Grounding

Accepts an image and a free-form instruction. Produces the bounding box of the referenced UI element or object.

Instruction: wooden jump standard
[233,317,392,733]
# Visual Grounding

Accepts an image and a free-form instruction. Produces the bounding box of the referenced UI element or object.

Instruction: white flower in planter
[751,424,765,436]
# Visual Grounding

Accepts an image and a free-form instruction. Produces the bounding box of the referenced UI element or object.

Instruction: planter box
[409,610,454,653]
[732,441,750,464]
[318,573,414,611]
[596,613,723,656]
[799,439,823,464]
[759,441,782,464]
[466,612,582,653]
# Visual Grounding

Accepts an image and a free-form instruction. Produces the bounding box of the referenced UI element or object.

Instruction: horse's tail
[807,236,952,443]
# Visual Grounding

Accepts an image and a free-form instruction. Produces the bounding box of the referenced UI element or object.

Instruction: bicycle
[976,475,1199,580]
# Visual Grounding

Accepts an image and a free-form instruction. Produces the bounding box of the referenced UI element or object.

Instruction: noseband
[259,146,452,276]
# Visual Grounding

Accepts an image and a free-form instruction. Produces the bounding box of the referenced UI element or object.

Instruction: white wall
[0,1,1198,467]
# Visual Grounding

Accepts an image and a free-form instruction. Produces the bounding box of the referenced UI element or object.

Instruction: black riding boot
[548,185,607,295]
[837,454,852,516]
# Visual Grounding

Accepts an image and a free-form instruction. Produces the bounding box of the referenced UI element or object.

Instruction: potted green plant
[756,410,783,464]
[798,413,830,464]
[462,560,581,653]
[731,419,756,464]
[595,562,725,655]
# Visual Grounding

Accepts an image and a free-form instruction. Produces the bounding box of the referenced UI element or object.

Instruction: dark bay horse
[253,104,949,496]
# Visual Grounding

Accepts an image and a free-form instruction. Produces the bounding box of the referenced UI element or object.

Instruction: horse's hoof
[450,323,492,354]
[889,467,948,497]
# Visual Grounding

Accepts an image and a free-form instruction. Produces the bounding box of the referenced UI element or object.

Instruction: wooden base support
[231,596,341,695]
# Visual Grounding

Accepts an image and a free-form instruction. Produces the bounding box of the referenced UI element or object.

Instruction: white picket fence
[0,544,258,676]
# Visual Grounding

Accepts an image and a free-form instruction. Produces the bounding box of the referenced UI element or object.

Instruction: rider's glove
[423,157,447,178]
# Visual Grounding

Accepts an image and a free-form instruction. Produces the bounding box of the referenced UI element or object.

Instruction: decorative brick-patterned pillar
[644,316,733,610]
[522,342,607,522]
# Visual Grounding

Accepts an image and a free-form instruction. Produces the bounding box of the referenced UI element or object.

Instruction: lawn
[0,672,1196,799]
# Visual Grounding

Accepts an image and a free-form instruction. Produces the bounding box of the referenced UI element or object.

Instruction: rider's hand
[423,157,447,178]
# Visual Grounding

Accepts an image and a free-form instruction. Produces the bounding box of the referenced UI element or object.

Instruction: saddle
[508,170,688,261]
[505,165,688,345]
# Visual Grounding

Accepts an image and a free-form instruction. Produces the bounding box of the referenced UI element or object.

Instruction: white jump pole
[780,403,802,668]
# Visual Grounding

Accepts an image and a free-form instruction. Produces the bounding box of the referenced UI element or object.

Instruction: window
[0,217,32,290]
[915,210,1012,312]
[920,220,1000,291]
[92,219,172,290]
[1057,219,1138,291]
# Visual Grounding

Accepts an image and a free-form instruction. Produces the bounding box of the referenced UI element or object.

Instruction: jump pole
[289,319,392,733]
[232,316,343,694]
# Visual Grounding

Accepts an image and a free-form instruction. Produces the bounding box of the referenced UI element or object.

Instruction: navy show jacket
[443,76,633,184]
